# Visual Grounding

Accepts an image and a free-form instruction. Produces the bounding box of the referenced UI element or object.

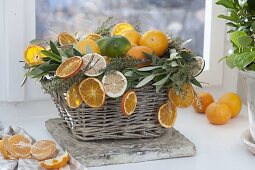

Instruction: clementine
[205,103,231,125]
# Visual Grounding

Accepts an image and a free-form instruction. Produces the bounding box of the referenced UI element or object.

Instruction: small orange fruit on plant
[122,90,137,117]
[158,102,177,128]
[121,30,141,45]
[31,140,56,161]
[218,92,242,118]
[205,103,231,125]
[127,46,153,60]
[193,92,214,113]
[56,56,83,79]
[139,30,169,57]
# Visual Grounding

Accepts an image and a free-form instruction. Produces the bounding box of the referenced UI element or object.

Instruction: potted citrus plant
[216,0,255,139]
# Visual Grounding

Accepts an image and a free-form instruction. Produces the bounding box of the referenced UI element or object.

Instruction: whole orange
[218,92,242,118]
[193,92,214,113]
[139,30,169,57]
[121,30,142,45]
[205,103,231,125]
[127,46,153,60]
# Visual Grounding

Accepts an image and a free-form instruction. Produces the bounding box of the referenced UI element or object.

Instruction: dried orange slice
[58,32,77,46]
[56,56,83,79]
[102,71,127,98]
[24,45,46,66]
[66,84,83,109]
[8,134,32,159]
[40,151,69,169]
[79,78,105,108]
[168,83,195,108]
[111,23,134,36]
[81,53,106,77]
[158,102,177,128]
[85,33,102,41]
[0,140,11,159]
[31,140,56,161]
[121,90,137,117]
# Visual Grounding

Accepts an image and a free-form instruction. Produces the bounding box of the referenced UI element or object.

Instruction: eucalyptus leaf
[73,48,83,56]
[124,70,136,77]
[137,66,161,71]
[136,74,156,88]
[156,84,163,93]
[29,39,47,45]
[50,40,60,55]
[64,48,74,57]
[41,50,61,63]
[191,77,202,88]
[25,67,44,77]
[153,73,170,86]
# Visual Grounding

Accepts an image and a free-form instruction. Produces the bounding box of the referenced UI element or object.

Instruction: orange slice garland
[121,90,137,117]
[168,83,195,108]
[31,140,56,161]
[40,151,69,169]
[158,102,177,128]
[79,78,105,108]
[58,32,78,46]
[56,56,83,79]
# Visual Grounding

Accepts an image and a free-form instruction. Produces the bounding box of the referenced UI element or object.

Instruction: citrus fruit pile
[192,92,242,125]
[22,19,205,129]
[0,134,70,169]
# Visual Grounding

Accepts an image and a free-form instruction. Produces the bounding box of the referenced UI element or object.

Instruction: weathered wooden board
[46,118,196,167]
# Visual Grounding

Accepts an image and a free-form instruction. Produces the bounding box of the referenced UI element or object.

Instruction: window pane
[36,0,205,55]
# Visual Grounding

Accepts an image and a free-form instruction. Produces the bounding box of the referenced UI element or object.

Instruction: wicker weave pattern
[50,85,168,141]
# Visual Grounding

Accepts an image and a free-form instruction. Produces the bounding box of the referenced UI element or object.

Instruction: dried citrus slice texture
[56,56,83,79]
[85,33,102,41]
[0,140,11,159]
[102,71,127,98]
[24,45,46,66]
[31,140,56,161]
[192,56,205,77]
[8,134,32,159]
[168,83,195,108]
[58,32,77,46]
[66,84,83,109]
[121,90,137,116]
[111,23,134,36]
[79,78,105,108]
[40,151,69,169]
[81,53,106,77]
[158,102,177,128]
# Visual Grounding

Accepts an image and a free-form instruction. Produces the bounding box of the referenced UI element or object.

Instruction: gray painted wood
[46,118,196,167]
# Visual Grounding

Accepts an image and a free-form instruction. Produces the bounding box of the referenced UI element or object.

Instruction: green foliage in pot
[216,0,255,71]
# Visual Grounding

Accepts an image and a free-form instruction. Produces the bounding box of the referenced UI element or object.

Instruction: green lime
[105,36,131,57]
[97,37,110,56]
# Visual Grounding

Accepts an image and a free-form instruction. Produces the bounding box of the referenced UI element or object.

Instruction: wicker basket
[48,84,168,141]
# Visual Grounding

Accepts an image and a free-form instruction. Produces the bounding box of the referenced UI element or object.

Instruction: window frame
[0,0,236,102]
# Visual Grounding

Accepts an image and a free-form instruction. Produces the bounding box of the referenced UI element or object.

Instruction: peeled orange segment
[85,33,103,41]
[158,102,177,128]
[79,78,105,108]
[66,84,83,109]
[2,135,11,153]
[40,151,69,169]
[56,56,83,79]
[192,56,205,77]
[8,134,32,159]
[111,23,134,36]
[168,83,195,108]
[81,53,106,77]
[24,45,46,66]
[31,140,56,161]
[0,140,11,159]
[58,32,77,46]
[121,90,137,117]
[102,71,127,98]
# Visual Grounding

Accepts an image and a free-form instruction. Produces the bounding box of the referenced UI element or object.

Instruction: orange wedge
[8,134,32,159]
[58,32,77,46]
[31,140,56,161]
[121,90,137,117]
[158,102,177,128]
[66,84,83,109]
[168,83,195,108]
[0,140,11,159]
[111,23,134,36]
[24,45,46,66]
[85,33,102,41]
[79,78,105,108]
[56,56,83,79]
[40,151,69,169]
